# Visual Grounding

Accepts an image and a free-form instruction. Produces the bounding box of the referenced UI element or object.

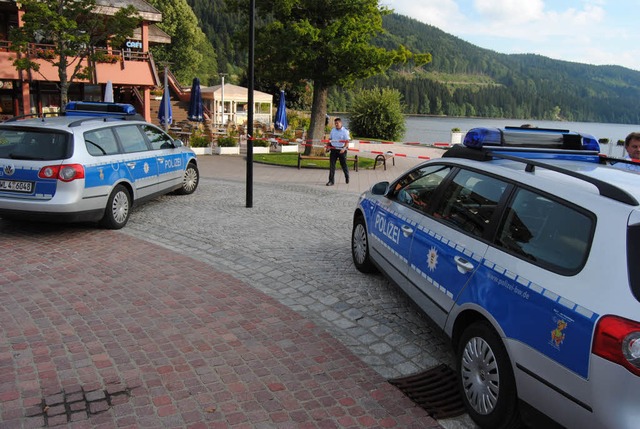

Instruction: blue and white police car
[352,126,640,429]
[0,102,199,229]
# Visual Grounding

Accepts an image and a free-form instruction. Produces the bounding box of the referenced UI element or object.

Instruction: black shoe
[326,181,334,186]
[346,177,349,184]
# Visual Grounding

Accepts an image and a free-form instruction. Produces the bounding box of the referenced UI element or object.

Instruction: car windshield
[0,127,71,161]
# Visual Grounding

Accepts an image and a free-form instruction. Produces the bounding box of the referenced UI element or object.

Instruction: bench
[374,152,395,170]
[298,153,358,171]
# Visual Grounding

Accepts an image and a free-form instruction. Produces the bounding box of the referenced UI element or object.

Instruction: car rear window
[0,128,71,160]
[496,188,593,274]
[84,128,120,156]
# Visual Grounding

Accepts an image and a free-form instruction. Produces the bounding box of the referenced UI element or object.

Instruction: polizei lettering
[374,213,400,245]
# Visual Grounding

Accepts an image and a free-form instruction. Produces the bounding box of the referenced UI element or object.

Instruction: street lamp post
[246,0,255,208]
[219,73,227,126]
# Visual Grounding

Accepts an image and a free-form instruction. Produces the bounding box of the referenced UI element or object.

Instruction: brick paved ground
[0,144,478,428]
[0,224,440,428]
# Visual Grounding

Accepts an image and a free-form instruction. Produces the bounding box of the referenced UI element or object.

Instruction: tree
[9,0,140,109]
[349,87,405,141]
[231,0,430,154]
[146,0,217,85]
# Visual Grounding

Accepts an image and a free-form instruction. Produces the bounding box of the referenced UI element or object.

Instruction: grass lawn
[252,153,376,169]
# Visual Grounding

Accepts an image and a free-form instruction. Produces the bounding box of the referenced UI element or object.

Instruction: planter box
[450,131,463,145]
[275,144,299,153]
[252,146,270,154]
[215,146,240,155]
[191,146,212,155]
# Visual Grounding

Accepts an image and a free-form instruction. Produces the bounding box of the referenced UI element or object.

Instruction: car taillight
[38,164,85,182]
[593,315,640,376]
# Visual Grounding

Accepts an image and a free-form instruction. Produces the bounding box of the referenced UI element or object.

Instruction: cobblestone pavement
[0,147,477,428]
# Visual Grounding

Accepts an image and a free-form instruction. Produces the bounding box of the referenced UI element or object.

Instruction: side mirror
[371,181,389,195]
[173,139,184,148]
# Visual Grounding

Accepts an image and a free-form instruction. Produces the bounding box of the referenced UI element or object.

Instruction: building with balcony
[0,0,169,122]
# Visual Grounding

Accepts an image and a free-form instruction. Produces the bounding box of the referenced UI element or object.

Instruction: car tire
[101,185,131,230]
[352,215,377,273]
[457,321,521,429]
[176,162,199,195]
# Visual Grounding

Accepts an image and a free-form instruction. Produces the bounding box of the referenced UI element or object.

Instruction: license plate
[0,179,34,193]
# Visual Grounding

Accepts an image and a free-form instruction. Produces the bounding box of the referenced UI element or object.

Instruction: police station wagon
[352,126,640,429]
[0,102,199,229]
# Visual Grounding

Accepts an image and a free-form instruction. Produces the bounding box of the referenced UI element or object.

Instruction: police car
[0,102,199,229]
[351,126,640,429]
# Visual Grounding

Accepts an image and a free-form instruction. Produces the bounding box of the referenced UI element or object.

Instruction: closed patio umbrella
[274,90,288,131]
[104,80,114,103]
[158,85,172,130]
[187,77,204,122]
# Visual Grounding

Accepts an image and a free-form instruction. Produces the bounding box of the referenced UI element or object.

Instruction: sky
[381,0,640,71]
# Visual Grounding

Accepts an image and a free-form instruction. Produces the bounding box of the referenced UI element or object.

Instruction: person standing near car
[326,117,350,186]
[614,132,640,171]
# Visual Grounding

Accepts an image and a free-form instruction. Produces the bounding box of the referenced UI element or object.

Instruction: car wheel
[176,163,199,195]
[457,321,521,429]
[352,215,377,273]
[101,185,131,229]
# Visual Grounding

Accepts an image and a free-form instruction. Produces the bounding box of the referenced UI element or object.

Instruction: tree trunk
[305,80,328,156]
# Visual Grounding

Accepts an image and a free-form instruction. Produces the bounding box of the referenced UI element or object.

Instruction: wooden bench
[298,153,358,171]
[374,152,395,170]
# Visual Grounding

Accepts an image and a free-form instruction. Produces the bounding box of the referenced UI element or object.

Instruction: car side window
[432,170,506,238]
[392,165,452,213]
[84,128,119,156]
[142,125,174,150]
[496,188,593,274]
[113,125,149,153]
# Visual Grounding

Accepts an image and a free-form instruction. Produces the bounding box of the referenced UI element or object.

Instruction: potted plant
[252,138,270,154]
[450,127,463,145]
[215,135,240,155]
[189,132,212,155]
[275,129,299,153]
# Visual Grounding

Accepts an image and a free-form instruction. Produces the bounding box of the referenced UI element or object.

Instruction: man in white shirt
[327,118,350,186]
[613,132,640,172]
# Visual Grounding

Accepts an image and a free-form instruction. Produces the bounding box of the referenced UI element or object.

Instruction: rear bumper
[0,207,104,224]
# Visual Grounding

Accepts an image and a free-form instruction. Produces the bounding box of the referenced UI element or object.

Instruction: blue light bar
[65,102,137,117]
[462,126,600,152]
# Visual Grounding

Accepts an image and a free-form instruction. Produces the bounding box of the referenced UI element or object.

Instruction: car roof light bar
[463,126,600,152]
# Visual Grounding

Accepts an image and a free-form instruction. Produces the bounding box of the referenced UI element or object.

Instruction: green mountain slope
[186,0,640,124]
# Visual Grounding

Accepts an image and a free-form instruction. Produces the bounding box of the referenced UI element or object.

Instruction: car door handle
[157,157,164,162]
[454,256,475,274]
[401,225,414,237]
[126,162,136,168]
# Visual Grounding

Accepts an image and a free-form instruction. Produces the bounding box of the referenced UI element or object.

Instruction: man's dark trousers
[329,149,349,184]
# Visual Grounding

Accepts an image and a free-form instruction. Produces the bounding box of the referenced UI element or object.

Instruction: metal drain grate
[388,363,465,419]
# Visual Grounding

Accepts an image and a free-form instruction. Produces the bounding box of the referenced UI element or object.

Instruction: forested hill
[187,0,640,124]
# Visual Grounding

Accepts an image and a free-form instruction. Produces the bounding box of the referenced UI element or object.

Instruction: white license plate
[0,179,33,193]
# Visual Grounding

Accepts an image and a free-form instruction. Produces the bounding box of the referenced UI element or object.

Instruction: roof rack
[68,114,144,128]
[488,151,638,206]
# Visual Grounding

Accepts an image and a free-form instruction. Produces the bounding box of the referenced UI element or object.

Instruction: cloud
[382,0,638,70]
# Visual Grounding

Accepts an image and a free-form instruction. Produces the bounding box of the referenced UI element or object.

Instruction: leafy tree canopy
[228,0,430,153]
[146,0,218,85]
[9,0,140,107]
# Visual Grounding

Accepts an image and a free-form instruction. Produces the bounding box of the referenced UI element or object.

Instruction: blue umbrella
[274,90,288,131]
[158,85,172,127]
[187,77,204,122]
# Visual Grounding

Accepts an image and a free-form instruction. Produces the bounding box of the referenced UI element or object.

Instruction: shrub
[217,136,238,147]
[348,87,406,142]
[253,139,270,147]
[190,134,210,148]
[451,127,461,132]
[598,138,610,144]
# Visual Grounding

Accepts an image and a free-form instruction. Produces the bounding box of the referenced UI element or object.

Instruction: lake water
[402,116,640,157]
[343,115,640,158]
